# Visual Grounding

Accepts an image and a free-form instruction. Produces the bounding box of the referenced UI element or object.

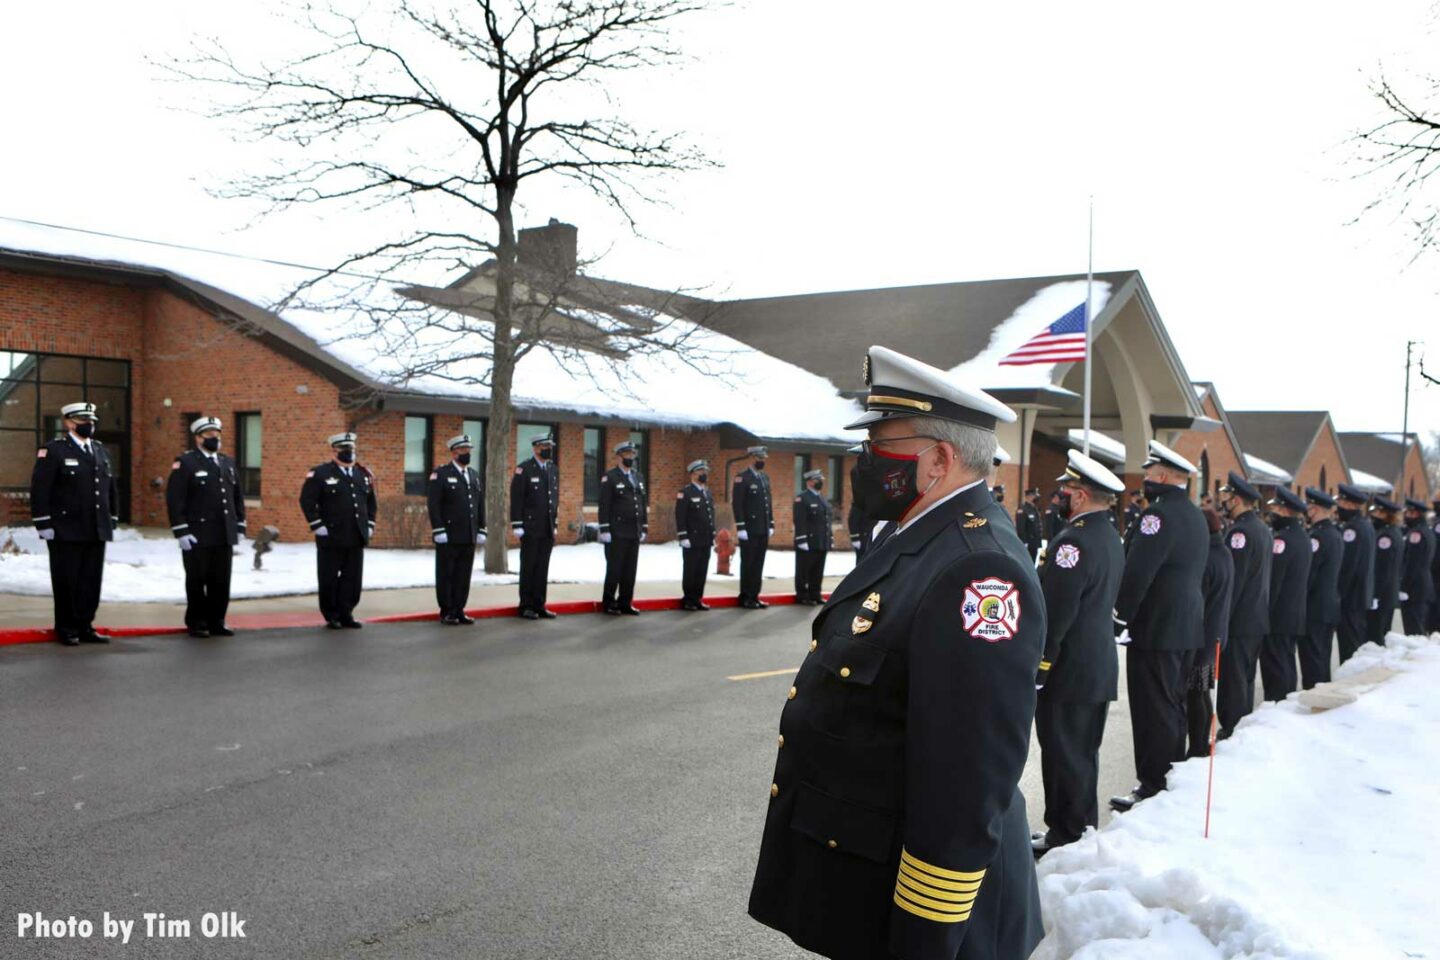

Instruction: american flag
[998,302,1088,366]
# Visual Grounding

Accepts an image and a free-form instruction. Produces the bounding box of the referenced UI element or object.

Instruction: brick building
[1227,411,1352,497]
[1336,432,1434,503]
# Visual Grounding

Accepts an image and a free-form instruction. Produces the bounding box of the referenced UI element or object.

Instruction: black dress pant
[1035,698,1109,846]
[183,543,233,630]
[317,544,364,623]
[1217,633,1262,735]
[47,540,106,638]
[519,534,554,613]
[1400,599,1428,636]
[1026,542,1040,563]
[435,541,476,618]
[681,541,711,605]
[1258,634,1299,703]
[738,534,768,604]
[1297,623,1334,689]
[1336,603,1366,663]
[1366,600,1397,648]
[793,548,827,602]
[603,537,640,608]
[1427,593,1440,633]
[1126,647,1190,796]
[1184,644,1218,758]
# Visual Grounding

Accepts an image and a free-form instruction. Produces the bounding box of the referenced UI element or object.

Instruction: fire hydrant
[715,528,735,575]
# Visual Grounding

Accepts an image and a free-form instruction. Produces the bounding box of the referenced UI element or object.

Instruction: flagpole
[1083,197,1094,457]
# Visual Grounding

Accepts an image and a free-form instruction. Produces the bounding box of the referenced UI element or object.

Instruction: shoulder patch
[677,490,685,499]
[171,460,181,470]
[1343,528,1357,543]
[1378,535,1392,550]
[1229,530,1247,550]
[1409,531,1422,544]
[1311,538,1320,553]
[1273,538,1285,555]
[795,496,803,502]
[1140,514,1162,536]
[306,470,315,479]
[1054,543,1081,569]
[961,578,1020,642]
[515,467,525,475]
[429,471,437,480]
[36,448,47,458]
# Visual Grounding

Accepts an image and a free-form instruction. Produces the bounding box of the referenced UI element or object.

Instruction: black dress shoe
[1109,789,1153,812]
[755,599,770,608]
[681,602,698,611]
[188,629,211,639]
[326,621,345,630]
[621,605,641,616]
[341,619,364,629]
[603,604,623,616]
[81,631,110,643]
[538,609,557,619]
[440,615,461,625]
[1031,835,1056,860]
[696,602,711,610]
[209,626,235,637]
[457,615,475,625]
[520,609,540,620]
[57,633,80,646]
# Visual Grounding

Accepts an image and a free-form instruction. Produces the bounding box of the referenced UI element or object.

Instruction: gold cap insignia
[862,353,872,386]
[963,517,988,529]
[851,616,873,635]
[862,592,880,613]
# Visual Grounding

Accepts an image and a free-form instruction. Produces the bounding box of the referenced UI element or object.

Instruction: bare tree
[168,0,718,572]
[1352,72,1440,257]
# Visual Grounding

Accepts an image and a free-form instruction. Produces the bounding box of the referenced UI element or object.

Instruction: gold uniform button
[777,734,785,748]
[788,686,797,700]
[839,667,851,678]
[826,840,838,849]
[809,639,818,652]
[770,783,779,798]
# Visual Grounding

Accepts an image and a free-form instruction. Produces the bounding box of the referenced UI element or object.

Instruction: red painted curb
[0,590,826,646]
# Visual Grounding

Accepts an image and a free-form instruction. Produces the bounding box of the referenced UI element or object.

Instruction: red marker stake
[1204,642,1221,839]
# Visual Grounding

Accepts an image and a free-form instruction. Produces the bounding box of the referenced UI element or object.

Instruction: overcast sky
[3,0,1439,440]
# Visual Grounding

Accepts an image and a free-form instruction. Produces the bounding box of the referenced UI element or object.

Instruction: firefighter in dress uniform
[29,401,117,645]
[1398,498,1435,636]
[511,434,559,620]
[749,345,1045,960]
[1030,450,1126,858]
[1300,488,1343,688]
[428,434,486,625]
[1122,490,1145,541]
[1259,487,1311,701]
[1016,488,1043,563]
[1334,483,1376,663]
[166,416,246,637]
[793,468,833,605]
[1187,507,1232,758]
[598,440,648,615]
[1366,495,1404,646]
[1214,471,1272,740]
[676,459,716,611]
[733,445,774,609]
[299,432,377,629]
[1429,498,1440,634]
[1108,441,1208,812]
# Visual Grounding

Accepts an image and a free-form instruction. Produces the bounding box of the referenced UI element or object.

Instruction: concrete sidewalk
[0,574,846,629]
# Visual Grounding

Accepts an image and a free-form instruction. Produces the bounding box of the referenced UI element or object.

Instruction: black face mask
[1142,479,1170,502]
[74,422,94,439]
[537,448,552,460]
[851,446,932,522]
[1337,506,1358,522]
[812,480,824,492]
[1371,516,1386,530]
[753,460,766,471]
[456,452,471,466]
[621,457,635,469]
[696,473,708,485]
[201,436,221,453]
[337,449,356,464]
[1056,492,1074,520]
[1267,513,1287,529]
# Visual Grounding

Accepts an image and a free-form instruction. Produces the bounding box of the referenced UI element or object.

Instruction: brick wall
[1296,421,1350,496]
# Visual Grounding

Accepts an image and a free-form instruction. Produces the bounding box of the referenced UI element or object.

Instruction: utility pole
[1399,340,1415,495]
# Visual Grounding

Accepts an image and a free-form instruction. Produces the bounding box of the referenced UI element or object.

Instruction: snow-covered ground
[0,526,855,603]
[1036,631,1440,959]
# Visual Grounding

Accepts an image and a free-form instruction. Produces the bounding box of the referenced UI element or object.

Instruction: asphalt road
[1,607,1137,959]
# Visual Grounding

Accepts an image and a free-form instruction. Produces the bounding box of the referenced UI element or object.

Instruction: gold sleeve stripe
[898,860,983,894]
[901,849,986,883]
[893,890,971,924]
[1039,660,1052,670]
[897,872,980,908]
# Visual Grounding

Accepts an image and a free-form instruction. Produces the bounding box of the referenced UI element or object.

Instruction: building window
[515,422,558,468]
[794,453,812,495]
[404,415,432,495]
[462,417,487,477]
[236,412,262,498]
[827,454,844,508]
[628,429,650,486]
[1199,450,1210,504]
[1319,466,1327,493]
[583,427,602,504]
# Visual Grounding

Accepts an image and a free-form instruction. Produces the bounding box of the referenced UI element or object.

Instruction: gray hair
[909,416,996,477]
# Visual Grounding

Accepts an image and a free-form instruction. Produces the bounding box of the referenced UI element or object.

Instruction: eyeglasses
[859,435,937,456]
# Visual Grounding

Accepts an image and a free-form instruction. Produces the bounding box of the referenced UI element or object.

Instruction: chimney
[518,218,578,279]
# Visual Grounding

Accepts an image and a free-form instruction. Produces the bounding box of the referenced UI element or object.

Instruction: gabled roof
[1227,411,1337,478]
[1190,381,1250,478]
[1336,432,1419,488]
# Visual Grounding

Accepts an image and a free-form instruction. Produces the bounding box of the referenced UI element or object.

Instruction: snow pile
[1034,632,1440,959]
[0,217,863,441]
[950,279,1112,390]
[0,526,855,603]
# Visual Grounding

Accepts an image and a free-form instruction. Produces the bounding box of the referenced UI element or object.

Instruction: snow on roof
[1349,468,1394,494]
[1066,428,1126,464]
[0,218,863,442]
[949,279,1113,389]
[1244,452,1293,484]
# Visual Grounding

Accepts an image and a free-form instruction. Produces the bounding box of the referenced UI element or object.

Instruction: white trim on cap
[190,416,222,434]
[1144,439,1196,475]
[447,434,473,450]
[1060,449,1125,493]
[328,432,357,446]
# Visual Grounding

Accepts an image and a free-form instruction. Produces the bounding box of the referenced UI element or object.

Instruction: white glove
[367,521,375,536]
[476,533,486,545]
[599,532,612,544]
[315,526,329,538]
[641,532,647,543]
[680,538,692,549]
[1115,629,1132,646]
[1399,591,1409,602]
[516,527,525,539]
[738,529,749,542]
[798,542,809,552]
[38,528,55,541]
[1369,598,1379,611]
[769,527,775,537]
[434,531,448,545]
[178,534,198,551]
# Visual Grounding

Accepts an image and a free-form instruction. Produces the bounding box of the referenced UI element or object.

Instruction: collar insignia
[862,592,880,613]
[963,517,988,529]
